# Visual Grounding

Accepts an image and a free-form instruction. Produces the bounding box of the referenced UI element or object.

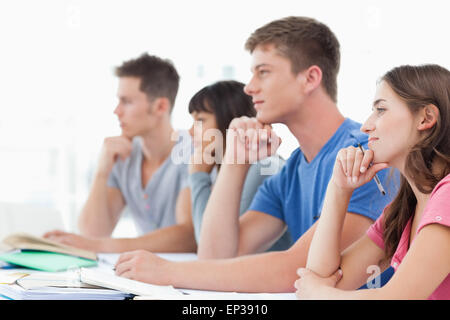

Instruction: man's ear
[417,104,439,131]
[297,65,322,95]
[150,97,171,115]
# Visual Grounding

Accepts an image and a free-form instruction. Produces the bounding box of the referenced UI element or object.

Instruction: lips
[253,100,264,109]
[368,137,378,146]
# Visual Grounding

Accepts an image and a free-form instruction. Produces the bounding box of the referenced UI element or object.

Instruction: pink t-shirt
[367,173,450,300]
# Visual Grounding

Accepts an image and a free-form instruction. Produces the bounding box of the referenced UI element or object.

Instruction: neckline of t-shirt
[301,118,353,167]
[137,131,186,192]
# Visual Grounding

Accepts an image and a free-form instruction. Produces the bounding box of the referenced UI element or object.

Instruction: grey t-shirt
[107,131,191,235]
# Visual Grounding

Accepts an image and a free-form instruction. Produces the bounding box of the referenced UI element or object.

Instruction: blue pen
[356,143,386,196]
[349,132,386,196]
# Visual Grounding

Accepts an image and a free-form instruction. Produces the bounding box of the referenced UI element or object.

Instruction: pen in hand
[357,143,386,196]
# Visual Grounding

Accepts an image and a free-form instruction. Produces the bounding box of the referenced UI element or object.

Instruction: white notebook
[0,283,130,300]
[80,267,184,298]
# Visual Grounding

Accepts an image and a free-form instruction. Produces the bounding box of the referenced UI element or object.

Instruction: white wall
[0,0,448,233]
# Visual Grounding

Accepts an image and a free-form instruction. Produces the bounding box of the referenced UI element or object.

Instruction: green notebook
[0,251,97,272]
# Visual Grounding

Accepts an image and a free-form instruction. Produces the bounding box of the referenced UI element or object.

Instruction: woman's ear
[417,104,439,131]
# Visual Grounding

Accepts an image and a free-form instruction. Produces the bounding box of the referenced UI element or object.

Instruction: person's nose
[244,75,259,97]
[361,114,375,134]
[114,103,123,117]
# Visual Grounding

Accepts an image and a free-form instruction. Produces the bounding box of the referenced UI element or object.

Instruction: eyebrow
[251,63,271,72]
[373,98,387,107]
[118,96,132,103]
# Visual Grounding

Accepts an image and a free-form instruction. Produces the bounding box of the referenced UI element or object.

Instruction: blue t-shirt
[248,118,397,242]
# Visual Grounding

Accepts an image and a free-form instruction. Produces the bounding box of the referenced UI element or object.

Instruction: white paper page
[80,267,184,297]
[0,283,129,300]
[96,253,295,299]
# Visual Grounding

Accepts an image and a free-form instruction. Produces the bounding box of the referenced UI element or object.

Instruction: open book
[2,232,97,261]
[80,267,184,298]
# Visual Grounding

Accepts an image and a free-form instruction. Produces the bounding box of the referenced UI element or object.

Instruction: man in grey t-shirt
[108,133,191,235]
[44,53,196,253]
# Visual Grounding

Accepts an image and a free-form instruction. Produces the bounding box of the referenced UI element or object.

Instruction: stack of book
[0,233,184,300]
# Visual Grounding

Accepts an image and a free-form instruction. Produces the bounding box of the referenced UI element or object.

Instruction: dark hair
[245,16,340,102]
[188,80,255,147]
[381,64,450,259]
[115,53,180,111]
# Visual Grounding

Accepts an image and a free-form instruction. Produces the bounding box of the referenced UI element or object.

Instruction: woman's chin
[371,154,389,166]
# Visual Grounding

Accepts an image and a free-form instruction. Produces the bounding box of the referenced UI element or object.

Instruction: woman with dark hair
[294,64,450,299]
[187,80,292,254]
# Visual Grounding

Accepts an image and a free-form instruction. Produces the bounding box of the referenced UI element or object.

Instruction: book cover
[2,232,97,261]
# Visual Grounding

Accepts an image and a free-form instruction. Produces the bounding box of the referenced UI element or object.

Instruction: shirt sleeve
[366,211,386,250]
[417,176,450,234]
[188,171,213,243]
[240,157,285,215]
[106,162,120,189]
[179,163,190,190]
[171,130,192,191]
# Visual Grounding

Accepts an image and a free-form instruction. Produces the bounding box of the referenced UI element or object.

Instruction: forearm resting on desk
[164,249,303,293]
[99,223,197,253]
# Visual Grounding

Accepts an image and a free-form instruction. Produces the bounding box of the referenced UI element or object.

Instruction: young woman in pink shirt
[294,64,450,299]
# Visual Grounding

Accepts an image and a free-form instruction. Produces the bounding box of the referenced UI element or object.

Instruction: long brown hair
[381,64,450,259]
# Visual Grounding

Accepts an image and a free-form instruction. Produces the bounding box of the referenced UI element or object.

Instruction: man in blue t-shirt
[113,17,396,293]
[247,118,392,243]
